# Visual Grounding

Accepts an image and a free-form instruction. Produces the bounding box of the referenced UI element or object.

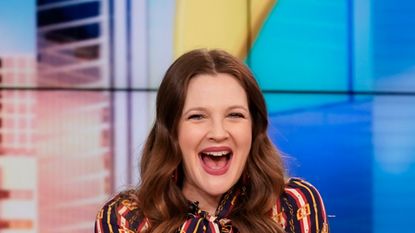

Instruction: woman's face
[178,73,252,201]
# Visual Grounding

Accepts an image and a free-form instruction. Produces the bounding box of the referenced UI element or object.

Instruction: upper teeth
[204,151,229,157]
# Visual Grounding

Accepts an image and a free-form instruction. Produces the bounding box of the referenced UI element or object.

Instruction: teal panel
[0,0,36,54]
[248,0,349,112]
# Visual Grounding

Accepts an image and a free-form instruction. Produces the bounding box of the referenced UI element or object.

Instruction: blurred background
[0,0,414,232]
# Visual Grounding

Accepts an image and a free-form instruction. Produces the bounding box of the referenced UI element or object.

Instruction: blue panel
[372,0,415,92]
[372,96,415,232]
[373,0,415,77]
[268,94,415,232]
[268,94,374,233]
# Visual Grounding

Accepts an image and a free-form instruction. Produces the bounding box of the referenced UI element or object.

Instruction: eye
[187,114,205,120]
[228,112,245,118]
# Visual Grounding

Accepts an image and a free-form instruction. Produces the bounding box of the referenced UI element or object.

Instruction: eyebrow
[228,105,249,112]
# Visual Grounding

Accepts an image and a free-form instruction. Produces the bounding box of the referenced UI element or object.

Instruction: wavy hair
[133,49,285,232]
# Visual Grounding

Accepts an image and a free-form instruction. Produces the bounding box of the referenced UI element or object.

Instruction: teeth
[203,151,230,157]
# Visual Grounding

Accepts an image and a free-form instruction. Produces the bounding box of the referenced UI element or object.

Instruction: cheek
[178,123,204,154]
[238,125,252,163]
[232,123,252,146]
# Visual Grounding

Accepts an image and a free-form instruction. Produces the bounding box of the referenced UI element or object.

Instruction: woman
[95,49,329,233]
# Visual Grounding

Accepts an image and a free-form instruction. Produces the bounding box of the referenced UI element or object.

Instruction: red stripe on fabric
[180,220,191,232]
[118,205,128,217]
[282,210,288,229]
[296,187,312,231]
[116,207,122,229]
[276,197,281,212]
[136,218,148,232]
[285,189,306,233]
[209,222,216,233]
[116,206,129,230]
[97,218,104,233]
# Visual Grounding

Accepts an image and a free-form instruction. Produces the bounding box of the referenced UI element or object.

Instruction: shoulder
[283,178,326,209]
[271,178,329,233]
[94,191,149,233]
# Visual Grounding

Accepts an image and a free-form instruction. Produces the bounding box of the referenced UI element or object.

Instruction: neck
[182,182,222,215]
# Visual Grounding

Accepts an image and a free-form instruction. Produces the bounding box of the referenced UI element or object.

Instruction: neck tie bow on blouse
[177,186,245,233]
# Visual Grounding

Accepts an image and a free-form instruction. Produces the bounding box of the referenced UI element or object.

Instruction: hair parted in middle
[135,48,286,233]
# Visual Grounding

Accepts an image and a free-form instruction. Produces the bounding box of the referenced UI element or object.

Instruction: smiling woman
[94,49,329,233]
[179,73,253,214]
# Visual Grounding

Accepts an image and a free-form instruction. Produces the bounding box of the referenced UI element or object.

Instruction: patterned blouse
[95,178,329,233]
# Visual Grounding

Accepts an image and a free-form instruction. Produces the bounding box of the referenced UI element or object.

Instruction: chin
[202,176,239,195]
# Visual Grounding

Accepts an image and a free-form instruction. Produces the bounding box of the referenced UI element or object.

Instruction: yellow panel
[174,0,277,59]
[250,0,278,49]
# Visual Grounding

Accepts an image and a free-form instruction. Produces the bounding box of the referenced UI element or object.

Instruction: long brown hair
[135,49,285,232]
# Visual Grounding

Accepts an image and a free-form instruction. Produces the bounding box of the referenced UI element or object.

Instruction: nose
[208,119,229,141]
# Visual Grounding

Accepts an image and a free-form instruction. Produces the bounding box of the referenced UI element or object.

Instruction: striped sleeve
[273,178,329,233]
[94,194,148,233]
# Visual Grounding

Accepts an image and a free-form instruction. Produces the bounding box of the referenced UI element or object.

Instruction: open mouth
[199,149,232,175]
